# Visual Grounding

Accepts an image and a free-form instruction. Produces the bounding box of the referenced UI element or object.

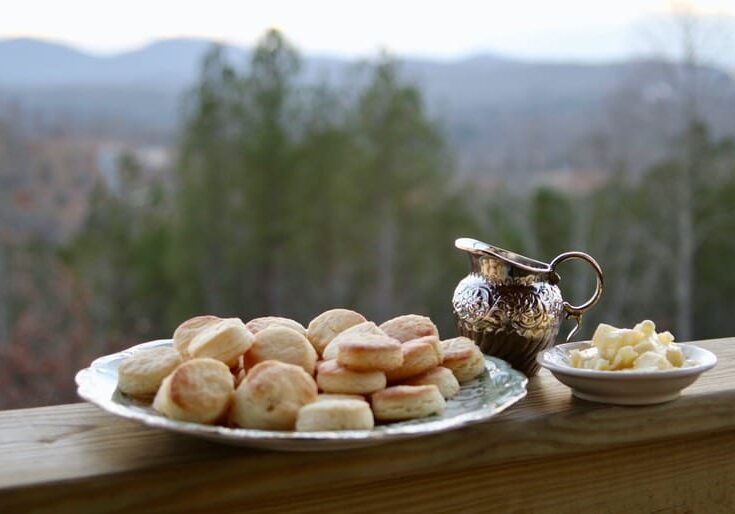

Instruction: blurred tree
[172,38,473,332]
[67,151,172,342]
[173,30,304,320]
[349,58,470,324]
[574,126,735,340]
[239,29,301,315]
[606,6,735,339]
[695,136,735,337]
[530,188,574,260]
[172,45,242,319]
[287,84,362,316]
[529,187,597,318]
[648,124,735,338]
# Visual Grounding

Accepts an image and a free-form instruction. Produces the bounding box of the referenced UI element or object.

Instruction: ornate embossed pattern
[451,275,493,324]
[453,271,565,377]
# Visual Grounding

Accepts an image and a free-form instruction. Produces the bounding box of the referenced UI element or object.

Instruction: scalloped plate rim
[75,339,528,450]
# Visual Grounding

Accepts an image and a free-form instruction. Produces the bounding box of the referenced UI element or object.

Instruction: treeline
[520,124,735,342]
[67,30,473,346]
[1,29,734,407]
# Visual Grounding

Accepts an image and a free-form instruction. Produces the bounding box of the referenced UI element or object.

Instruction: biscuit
[316,393,367,402]
[296,399,375,431]
[322,321,387,360]
[371,385,445,421]
[307,308,367,356]
[441,337,486,383]
[173,315,222,358]
[230,360,318,430]
[244,316,306,335]
[453,351,486,383]
[336,334,403,372]
[117,347,183,398]
[244,326,318,375]
[153,358,234,424]
[403,366,460,399]
[379,315,439,343]
[410,335,444,361]
[188,318,253,367]
[385,338,442,382]
[316,360,386,395]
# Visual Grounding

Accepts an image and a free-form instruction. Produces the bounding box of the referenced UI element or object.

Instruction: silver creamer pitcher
[452,238,603,376]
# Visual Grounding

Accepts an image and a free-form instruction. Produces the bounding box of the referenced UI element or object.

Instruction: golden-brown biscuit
[230,360,318,430]
[379,315,439,343]
[456,352,486,383]
[409,335,444,361]
[336,334,403,372]
[307,308,367,356]
[322,321,387,360]
[385,338,442,383]
[296,399,374,431]
[371,385,445,421]
[244,316,306,335]
[188,318,253,367]
[316,360,386,395]
[441,337,486,383]
[117,347,183,398]
[173,315,222,357]
[152,358,234,424]
[244,326,318,375]
[403,366,460,399]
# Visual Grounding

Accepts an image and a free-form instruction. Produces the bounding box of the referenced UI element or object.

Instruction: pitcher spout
[455,237,551,275]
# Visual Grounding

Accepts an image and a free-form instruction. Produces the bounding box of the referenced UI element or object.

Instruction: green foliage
[530,188,574,260]
[66,152,174,341]
[9,31,734,409]
[579,123,735,338]
[163,31,474,334]
[347,58,471,324]
[65,29,735,356]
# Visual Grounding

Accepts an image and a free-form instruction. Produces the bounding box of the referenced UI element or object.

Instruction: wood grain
[0,338,733,513]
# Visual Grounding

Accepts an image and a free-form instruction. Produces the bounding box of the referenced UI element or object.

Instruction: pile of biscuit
[116,309,485,432]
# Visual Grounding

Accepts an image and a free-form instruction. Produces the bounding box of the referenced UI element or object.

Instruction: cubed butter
[569,320,682,372]
[634,351,674,370]
[666,346,685,367]
[610,345,637,370]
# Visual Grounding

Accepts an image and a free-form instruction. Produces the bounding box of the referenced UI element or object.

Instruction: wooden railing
[1,339,734,513]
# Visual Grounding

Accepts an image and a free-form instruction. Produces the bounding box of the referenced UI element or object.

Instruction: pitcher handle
[549,252,604,342]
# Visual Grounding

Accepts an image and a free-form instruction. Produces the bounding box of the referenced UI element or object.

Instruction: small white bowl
[537,341,717,405]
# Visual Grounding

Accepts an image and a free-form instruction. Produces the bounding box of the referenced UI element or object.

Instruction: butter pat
[570,320,683,372]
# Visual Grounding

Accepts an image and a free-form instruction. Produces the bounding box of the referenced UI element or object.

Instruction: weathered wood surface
[0,338,733,513]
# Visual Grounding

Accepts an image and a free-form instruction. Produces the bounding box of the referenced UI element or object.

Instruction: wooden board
[0,338,733,513]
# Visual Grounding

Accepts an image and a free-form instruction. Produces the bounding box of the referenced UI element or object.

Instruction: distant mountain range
[0,37,239,85]
[1,37,734,177]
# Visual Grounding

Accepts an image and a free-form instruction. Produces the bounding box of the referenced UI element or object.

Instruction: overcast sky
[1,0,733,64]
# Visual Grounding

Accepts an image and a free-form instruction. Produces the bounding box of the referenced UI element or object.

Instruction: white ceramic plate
[76,339,528,451]
[537,341,717,405]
